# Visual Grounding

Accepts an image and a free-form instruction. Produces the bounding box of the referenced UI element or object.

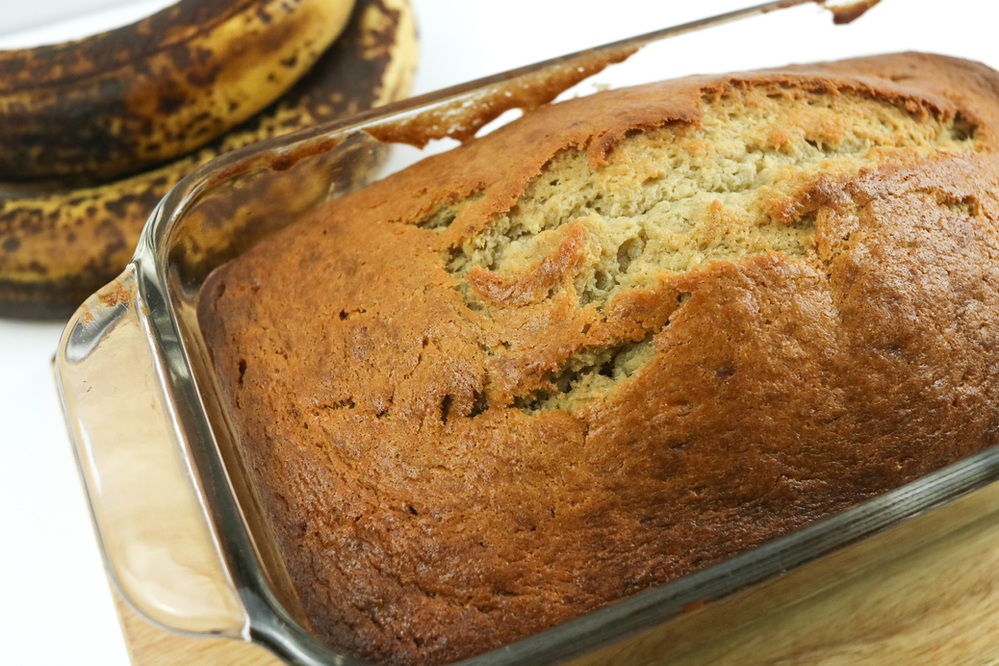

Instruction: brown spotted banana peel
[0,0,356,181]
[0,0,417,319]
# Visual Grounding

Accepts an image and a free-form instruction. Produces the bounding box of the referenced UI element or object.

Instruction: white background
[1,0,998,664]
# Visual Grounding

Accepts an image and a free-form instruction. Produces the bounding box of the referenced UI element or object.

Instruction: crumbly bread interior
[425,87,976,412]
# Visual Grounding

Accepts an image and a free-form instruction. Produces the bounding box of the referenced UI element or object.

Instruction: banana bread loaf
[198,52,999,665]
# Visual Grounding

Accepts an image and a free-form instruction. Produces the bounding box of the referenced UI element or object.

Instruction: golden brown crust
[199,53,999,665]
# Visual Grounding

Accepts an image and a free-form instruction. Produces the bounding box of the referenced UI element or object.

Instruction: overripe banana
[0,0,356,181]
[0,0,417,319]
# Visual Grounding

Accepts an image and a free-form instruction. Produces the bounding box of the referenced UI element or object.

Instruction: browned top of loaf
[198,52,999,666]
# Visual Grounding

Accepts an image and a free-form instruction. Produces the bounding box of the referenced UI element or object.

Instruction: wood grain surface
[113,591,282,666]
[571,489,999,666]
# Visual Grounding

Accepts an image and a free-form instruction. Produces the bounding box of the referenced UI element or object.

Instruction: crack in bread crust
[427,85,980,412]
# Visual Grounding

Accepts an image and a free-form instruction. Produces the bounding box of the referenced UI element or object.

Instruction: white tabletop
[2,1,997,664]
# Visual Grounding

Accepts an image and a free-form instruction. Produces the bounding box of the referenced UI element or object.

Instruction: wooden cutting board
[112,591,281,666]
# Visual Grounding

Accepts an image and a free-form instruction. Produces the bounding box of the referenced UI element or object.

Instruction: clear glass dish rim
[120,4,999,663]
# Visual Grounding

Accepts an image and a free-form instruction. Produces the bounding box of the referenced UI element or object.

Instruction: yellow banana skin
[0,0,356,181]
[0,0,417,319]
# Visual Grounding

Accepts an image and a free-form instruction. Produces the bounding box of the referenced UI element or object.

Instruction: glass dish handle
[55,265,248,637]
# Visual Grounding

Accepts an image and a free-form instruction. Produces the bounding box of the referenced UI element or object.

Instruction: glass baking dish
[54,2,999,664]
